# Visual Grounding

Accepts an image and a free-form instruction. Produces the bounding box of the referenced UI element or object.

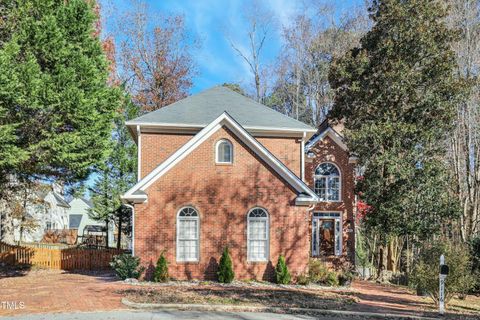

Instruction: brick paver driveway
[0,269,128,316]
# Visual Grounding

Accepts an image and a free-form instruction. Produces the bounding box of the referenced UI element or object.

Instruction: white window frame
[215,139,233,164]
[314,162,341,202]
[247,207,269,262]
[176,206,200,262]
[311,212,342,257]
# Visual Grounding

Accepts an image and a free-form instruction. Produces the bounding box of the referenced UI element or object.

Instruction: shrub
[308,259,339,286]
[410,241,475,306]
[469,236,480,293]
[110,254,144,280]
[275,255,291,284]
[338,270,355,286]
[296,273,310,285]
[217,247,234,283]
[153,251,169,282]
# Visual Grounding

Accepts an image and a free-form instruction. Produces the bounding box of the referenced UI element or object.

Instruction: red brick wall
[257,137,302,177]
[134,127,310,281]
[304,135,356,267]
[140,133,193,179]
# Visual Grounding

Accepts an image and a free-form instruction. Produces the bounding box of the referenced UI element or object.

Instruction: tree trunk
[117,216,122,250]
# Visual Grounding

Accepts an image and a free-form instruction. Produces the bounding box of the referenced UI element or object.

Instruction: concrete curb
[121,298,439,320]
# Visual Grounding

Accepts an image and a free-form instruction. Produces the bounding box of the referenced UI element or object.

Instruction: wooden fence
[0,242,125,270]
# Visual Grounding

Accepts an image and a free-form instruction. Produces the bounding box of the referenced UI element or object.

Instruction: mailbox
[440,264,449,276]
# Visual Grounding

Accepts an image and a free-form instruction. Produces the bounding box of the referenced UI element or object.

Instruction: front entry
[312,212,342,257]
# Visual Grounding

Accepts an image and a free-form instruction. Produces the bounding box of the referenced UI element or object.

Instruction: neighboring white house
[12,185,70,243]
[67,197,109,244]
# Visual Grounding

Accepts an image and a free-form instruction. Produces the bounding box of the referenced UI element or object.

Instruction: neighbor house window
[314,163,341,201]
[176,206,199,262]
[216,139,233,163]
[312,212,342,257]
[247,207,269,262]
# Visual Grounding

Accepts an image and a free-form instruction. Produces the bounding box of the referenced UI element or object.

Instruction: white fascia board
[305,128,348,151]
[122,112,318,203]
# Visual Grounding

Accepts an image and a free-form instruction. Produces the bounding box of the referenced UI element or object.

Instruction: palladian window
[216,139,233,163]
[176,207,199,262]
[314,163,341,201]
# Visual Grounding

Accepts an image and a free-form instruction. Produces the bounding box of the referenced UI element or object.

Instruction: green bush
[110,254,144,280]
[296,273,310,285]
[275,255,291,284]
[153,251,169,282]
[410,241,475,305]
[469,236,480,293]
[308,259,339,286]
[217,247,235,283]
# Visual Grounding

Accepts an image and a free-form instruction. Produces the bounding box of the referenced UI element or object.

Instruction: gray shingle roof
[126,86,316,133]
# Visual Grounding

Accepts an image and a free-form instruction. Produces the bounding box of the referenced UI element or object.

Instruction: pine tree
[275,255,291,284]
[217,247,234,283]
[328,0,466,272]
[153,251,169,282]
[0,0,121,184]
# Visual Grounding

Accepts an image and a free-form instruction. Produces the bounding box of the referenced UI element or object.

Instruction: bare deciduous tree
[112,0,197,112]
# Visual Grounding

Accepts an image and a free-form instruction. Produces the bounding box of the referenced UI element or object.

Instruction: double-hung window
[177,207,199,262]
[247,208,269,262]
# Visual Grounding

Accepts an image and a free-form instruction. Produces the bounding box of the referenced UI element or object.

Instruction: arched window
[314,163,341,201]
[176,206,199,262]
[216,139,233,163]
[247,207,269,262]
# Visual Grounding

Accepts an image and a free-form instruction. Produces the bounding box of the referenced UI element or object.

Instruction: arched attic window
[215,139,233,164]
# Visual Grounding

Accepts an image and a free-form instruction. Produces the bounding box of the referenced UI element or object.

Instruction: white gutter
[124,203,135,256]
[137,125,141,182]
[301,131,306,181]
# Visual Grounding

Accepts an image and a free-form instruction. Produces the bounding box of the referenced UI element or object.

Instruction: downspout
[137,125,141,182]
[301,131,306,181]
[124,203,135,256]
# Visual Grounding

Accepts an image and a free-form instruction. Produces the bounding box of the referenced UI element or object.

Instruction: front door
[319,219,335,256]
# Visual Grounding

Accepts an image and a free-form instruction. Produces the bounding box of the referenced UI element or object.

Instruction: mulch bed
[118,283,357,310]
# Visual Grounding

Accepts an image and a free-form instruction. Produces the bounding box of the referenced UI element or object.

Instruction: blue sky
[101,0,366,95]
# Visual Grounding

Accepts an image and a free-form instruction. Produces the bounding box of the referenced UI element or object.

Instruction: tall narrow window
[314,163,341,201]
[176,207,199,262]
[216,139,233,163]
[247,207,269,262]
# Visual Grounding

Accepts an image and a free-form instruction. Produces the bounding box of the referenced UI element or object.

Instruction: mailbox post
[439,254,449,314]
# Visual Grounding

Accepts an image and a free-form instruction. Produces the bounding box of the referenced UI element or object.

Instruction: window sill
[247,260,269,264]
[215,162,233,166]
[176,260,200,264]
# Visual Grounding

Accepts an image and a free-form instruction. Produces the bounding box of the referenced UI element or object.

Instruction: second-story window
[216,139,233,164]
[314,163,341,201]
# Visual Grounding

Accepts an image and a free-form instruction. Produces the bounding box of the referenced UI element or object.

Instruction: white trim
[137,125,141,182]
[314,162,342,202]
[215,139,233,164]
[312,211,343,257]
[176,206,200,262]
[247,207,269,262]
[305,127,348,152]
[126,121,317,134]
[122,112,319,204]
[301,132,306,181]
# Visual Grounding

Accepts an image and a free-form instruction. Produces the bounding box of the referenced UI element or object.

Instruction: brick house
[122,86,356,280]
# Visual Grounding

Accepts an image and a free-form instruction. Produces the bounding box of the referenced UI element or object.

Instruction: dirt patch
[118,284,357,310]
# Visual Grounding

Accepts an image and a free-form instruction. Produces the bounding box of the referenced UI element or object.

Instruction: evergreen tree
[89,93,138,248]
[217,247,234,283]
[329,0,466,272]
[0,0,121,184]
[153,251,169,282]
[275,255,291,284]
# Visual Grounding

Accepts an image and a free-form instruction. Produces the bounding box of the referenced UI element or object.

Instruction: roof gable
[126,86,316,138]
[122,112,318,205]
[305,126,348,152]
